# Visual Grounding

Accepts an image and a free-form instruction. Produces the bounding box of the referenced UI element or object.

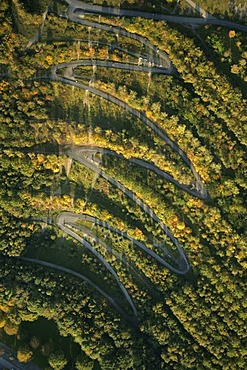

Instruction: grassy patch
[186,0,245,16]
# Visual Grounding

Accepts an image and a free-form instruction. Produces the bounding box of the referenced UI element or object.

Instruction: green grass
[184,0,244,15]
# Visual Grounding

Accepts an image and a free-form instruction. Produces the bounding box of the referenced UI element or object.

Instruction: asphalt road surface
[66,0,247,32]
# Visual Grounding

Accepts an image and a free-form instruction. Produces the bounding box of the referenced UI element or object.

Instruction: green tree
[17,345,33,363]
[75,352,94,370]
[48,350,68,370]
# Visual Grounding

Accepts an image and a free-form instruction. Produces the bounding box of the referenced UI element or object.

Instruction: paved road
[0,343,41,370]
[50,65,208,200]
[53,59,171,76]
[22,1,223,316]
[19,143,191,274]
[46,38,169,71]
[24,144,190,275]
[56,213,137,316]
[18,257,138,326]
[59,148,190,275]
[25,1,172,70]
[63,219,155,293]
[0,356,26,370]
[66,0,247,32]
[62,144,208,200]
[58,212,190,275]
[65,14,172,70]
[29,1,212,280]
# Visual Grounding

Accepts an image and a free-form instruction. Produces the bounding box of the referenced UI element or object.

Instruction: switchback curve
[50,64,208,200]
[67,0,247,32]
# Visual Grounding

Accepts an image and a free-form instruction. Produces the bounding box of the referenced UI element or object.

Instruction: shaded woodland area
[0,0,246,369]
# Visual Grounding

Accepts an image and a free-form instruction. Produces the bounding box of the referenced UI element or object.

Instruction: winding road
[57,149,191,274]
[56,145,190,277]
[56,212,137,316]
[55,58,171,76]
[18,257,138,326]
[50,63,208,200]
[18,0,227,321]
[45,38,168,71]
[66,0,247,32]
[57,213,190,275]
[65,15,173,70]
[62,144,208,199]
[59,217,156,294]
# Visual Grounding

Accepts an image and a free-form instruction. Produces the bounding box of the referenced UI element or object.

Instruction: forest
[0,0,246,369]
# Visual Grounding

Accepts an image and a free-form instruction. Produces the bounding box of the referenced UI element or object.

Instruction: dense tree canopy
[0,0,246,369]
